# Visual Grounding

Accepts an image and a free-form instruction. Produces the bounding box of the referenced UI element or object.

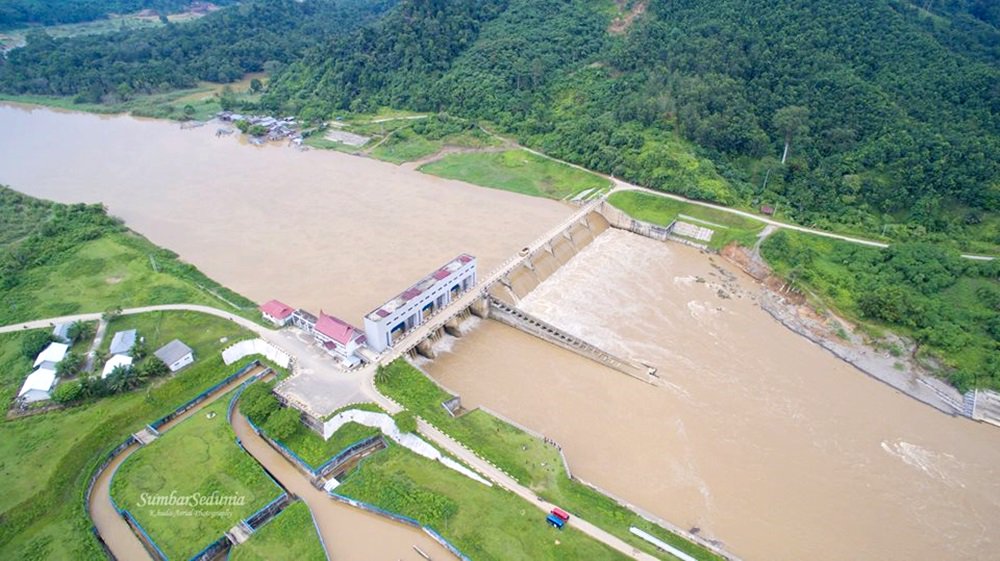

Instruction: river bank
[720,244,968,416]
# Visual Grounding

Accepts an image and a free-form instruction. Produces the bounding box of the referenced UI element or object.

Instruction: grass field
[608,190,766,249]
[229,501,326,561]
[111,388,281,560]
[99,311,252,362]
[420,149,610,199]
[0,231,257,325]
[338,444,630,561]
[0,355,262,559]
[376,360,725,561]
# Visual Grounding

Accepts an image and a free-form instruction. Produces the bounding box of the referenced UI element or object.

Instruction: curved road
[0,304,274,336]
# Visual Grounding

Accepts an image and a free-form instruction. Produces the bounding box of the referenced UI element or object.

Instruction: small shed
[52,323,72,343]
[18,367,58,403]
[34,342,69,369]
[260,300,295,327]
[154,339,195,372]
[109,329,137,356]
[102,354,134,379]
[760,205,775,216]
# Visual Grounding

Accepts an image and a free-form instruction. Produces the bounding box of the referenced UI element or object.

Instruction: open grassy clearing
[608,190,766,249]
[229,501,325,561]
[111,387,281,560]
[376,360,725,561]
[338,443,630,561]
[420,149,610,199]
[98,311,251,362]
[0,354,261,559]
[0,231,258,326]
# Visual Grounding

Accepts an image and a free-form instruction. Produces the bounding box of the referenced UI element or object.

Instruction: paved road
[0,304,273,336]
[416,420,660,561]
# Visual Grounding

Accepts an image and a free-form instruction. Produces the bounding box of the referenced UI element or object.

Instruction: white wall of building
[222,339,291,368]
[167,353,195,372]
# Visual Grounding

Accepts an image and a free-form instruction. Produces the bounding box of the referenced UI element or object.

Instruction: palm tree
[67,321,95,344]
[106,365,137,393]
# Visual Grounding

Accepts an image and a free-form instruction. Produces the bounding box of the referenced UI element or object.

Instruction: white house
[313,312,365,366]
[109,329,137,356]
[52,323,72,343]
[17,366,58,403]
[34,342,69,370]
[154,339,195,372]
[102,354,134,379]
[260,300,295,327]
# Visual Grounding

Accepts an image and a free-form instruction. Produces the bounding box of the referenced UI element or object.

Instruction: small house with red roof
[313,312,366,365]
[260,300,295,327]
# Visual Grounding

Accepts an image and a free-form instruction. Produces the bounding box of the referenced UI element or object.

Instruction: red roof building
[260,300,294,326]
[315,312,363,346]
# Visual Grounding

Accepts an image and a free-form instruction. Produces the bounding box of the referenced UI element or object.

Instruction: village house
[313,312,365,366]
[109,329,137,356]
[18,366,58,403]
[260,300,295,327]
[154,340,195,372]
[52,323,71,344]
[34,342,69,370]
[102,354,134,379]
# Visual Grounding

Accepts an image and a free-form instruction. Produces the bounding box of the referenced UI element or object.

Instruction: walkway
[0,304,272,336]
[416,420,659,561]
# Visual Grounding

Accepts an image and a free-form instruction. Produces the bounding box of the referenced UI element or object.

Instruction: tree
[52,380,83,403]
[773,106,809,164]
[130,339,148,361]
[241,383,279,425]
[67,320,94,344]
[263,407,301,441]
[140,357,169,378]
[393,410,417,433]
[56,352,85,377]
[21,331,53,360]
[106,365,138,393]
[183,104,196,117]
[249,78,263,93]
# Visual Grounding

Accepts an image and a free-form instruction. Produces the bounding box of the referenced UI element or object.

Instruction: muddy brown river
[4,104,1000,561]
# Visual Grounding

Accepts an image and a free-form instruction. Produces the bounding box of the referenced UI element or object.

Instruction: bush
[20,331,53,360]
[51,380,83,403]
[264,407,301,441]
[140,357,170,378]
[393,410,417,434]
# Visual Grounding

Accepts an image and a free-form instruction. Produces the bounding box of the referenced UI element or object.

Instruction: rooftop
[260,299,294,320]
[366,254,476,321]
[109,329,137,356]
[33,342,69,368]
[102,354,134,378]
[315,312,362,345]
[18,367,57,397]
[154,339,194,365]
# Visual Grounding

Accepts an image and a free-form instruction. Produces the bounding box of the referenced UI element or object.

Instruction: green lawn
[371,130,443,164]
[0,355,262,559]
[111,388,281,560]
[0,330,42,411]
[229,501,326,561]
[376,360,725,561]
[0,231,257,325]
[338,444,630,561]
[608,190,766,249]
[99,311,252,362]
[280,421,380,469]
[420,149,610,199]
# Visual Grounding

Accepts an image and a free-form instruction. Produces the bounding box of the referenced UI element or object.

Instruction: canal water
[5,104,1000,561]
[429,230,1000,561]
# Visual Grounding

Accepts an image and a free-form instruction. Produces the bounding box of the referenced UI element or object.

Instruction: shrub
[393,410,417,434]
[241,382,279,425]
[264,407,301,441]
[21,331,53,360]
[51,380,83,403]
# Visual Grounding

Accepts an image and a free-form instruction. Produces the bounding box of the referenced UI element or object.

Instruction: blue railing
[122,509,169,560]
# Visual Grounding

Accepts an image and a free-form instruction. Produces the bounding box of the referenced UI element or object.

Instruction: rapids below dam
[3,103,1000,561]
[428,229,1000,561]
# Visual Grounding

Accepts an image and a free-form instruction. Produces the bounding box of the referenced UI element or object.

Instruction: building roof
[102,354,134,378]
[260,300,294,320]
[154,339,193,365]
[52,323,71,341]
[18,367,57,397]
[33,342,69,368]
[294,309,317,324]
[109,329,137,356]
[366,254,476,320]
[315,312,362,345]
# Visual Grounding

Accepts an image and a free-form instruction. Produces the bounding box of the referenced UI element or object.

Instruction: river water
[429,230,1000,561]
[0,103,572,321]
[4,104,1000,561]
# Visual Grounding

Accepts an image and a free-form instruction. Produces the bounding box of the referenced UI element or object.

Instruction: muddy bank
[720,244,965,415]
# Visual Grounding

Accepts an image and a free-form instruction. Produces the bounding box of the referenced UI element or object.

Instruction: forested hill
[262,0,999,250]
[0,0,997,249]
[0,1,237,28]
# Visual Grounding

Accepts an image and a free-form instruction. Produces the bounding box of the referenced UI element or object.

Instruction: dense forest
[0,0,395,99]
[0,0,237,28]
[2,0,996,249]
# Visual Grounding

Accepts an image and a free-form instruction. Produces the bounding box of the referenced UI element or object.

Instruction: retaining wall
[222,339,291,368]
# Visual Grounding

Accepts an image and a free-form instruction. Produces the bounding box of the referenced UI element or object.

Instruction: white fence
[222,339,291,368]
